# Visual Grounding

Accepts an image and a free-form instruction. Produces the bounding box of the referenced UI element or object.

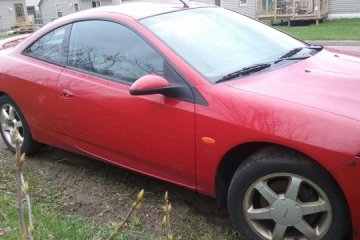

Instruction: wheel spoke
[14,121,22,129]
[272,223,287,240]
[300,199,329,216]
[255,181,279,204]
[1,108,9,121]
[285,176,302,200]
[294,219,318,239]
[8,106,15,120]
[1,124,11,132]
[247,207,272,220]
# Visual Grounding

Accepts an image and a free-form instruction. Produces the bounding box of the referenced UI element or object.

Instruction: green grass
[0,197,141,240]
[0,165,130,240]
[270,18,360,40]
[0,34,9,40]
[1,197,106,239]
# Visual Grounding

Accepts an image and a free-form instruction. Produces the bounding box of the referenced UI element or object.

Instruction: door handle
[62,89,74,99]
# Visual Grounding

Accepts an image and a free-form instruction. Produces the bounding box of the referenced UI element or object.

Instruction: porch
[257,0,329,25]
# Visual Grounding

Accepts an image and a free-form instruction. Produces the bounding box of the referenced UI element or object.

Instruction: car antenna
[179,0,189,8]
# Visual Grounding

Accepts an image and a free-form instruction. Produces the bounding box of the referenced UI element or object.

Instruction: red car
[0,2,359,239]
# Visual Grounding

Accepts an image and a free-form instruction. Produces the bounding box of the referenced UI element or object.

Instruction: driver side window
[68,20,164,84]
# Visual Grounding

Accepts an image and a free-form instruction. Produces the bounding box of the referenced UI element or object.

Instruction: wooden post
[292,0,295,19]
[274,0,277,20]
[316,0,320,24]
[325,0,329,16]
[266,0,269,15]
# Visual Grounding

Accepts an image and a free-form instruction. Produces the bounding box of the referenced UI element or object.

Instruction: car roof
[81,1,213,20]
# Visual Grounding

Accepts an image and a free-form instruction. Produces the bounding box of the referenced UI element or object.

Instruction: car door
[57,20,196,187]
[15,25,70,134]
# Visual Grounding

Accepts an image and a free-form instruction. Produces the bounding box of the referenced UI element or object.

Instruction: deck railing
[257,0,329,24]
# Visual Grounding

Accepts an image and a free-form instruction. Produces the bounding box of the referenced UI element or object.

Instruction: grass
[0,161,130,240]
[269,18,360,40]
[0,201,101,239]
[0,194,141,240]
[0,34,9,40]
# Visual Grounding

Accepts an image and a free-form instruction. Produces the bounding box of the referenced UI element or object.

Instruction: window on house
[240,0,247,5]
[27,6,35,16]
[92,1,101,8]
[55,3,62,17]
[15,4,25,18]
[68,20,164,84]
[74,3,79,12]
[215,0,221,6]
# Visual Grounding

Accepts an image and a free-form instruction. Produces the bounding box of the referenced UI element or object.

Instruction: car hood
[225,49,360,121]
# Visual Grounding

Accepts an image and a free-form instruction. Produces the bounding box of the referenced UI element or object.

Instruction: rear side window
[68,20,164,84]
[24,25,68,65]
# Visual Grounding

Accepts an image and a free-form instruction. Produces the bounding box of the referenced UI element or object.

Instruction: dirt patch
[0,140,239,239]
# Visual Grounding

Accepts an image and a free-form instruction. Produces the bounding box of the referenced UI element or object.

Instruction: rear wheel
[227,148,350,240]
[0,95,40,153]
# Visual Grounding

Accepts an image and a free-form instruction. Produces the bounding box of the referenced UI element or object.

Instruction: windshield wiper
[275,45,323,64]
[307,45,323,50]
[216,63,271,83]
[279,47,303,59]
[276,55,311,62]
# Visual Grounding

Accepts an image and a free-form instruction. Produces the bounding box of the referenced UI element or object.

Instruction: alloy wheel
[243,173,332,240]
[0,103,24,148]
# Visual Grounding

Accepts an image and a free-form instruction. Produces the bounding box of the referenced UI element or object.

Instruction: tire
[227,147,350,240]
[0,95,40,154]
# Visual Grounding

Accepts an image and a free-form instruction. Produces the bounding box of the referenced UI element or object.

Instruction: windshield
[140,8,307,83]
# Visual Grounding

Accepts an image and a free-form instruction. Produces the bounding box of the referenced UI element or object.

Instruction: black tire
[0,95,40,154]
[227,147,350,240]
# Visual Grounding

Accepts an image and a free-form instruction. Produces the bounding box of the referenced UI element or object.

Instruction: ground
[269,19,360,40]
[0,140,240,239]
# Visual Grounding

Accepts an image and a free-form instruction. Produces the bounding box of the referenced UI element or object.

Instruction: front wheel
[0,95,40,153]
[227,148,350,240]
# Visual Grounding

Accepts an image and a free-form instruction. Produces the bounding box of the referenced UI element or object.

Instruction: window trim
[55,3,62,18]
[91,0,101,8]
[240,0,248,6]
[74,3,80,12]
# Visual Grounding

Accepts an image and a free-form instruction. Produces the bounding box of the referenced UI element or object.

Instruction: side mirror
[130,75,170,96]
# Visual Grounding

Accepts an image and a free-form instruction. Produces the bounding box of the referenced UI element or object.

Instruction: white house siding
[192,0,215,4]
[79,0,114,9]
[0,0,28,31]
[188,0,257,18]
[328,0,360,19]
[39,0,117,24]
[39,0,79,24]
[220,0,256,18]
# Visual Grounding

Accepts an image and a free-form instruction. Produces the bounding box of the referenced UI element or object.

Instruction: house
[37,0,359,26]
[202,0,360,20]
[26,0,42,25]
[38,0,122,24]
[328,0,360,19]
[196,0,257,19]
[0,0,28,32]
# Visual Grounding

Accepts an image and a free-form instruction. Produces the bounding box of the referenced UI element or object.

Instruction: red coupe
[0,2,359,239]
